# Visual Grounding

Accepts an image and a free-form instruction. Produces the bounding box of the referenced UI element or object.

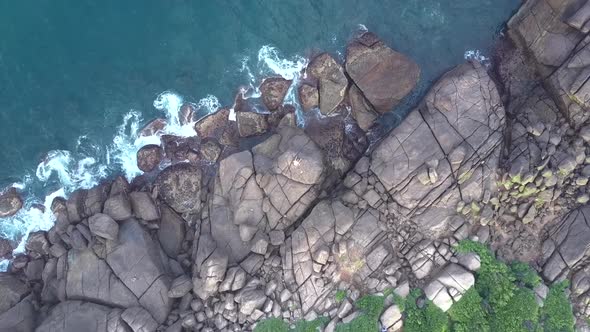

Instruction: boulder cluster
[2,1,590,331]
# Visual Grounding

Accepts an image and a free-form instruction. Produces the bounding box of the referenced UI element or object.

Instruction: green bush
[448,288,490,332]
[293,317,329,332]
[335,295,385,332]
[456,240,516,308]
[254,318,289,332]
[540,281,575,332]
[335,290,347,303]
[490,287,540,332]
[401,289,449,332]
[511,261,541,288]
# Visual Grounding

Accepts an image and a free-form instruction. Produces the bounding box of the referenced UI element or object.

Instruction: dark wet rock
[66,249,139,308]
[194,109,231,140]
[199,140,221,163]
[158,205,185,258]
[106,219,171,323]
[83,184,109,219]
[140,118,167,137]
[236,111,269,137]
[156,163,202,214]
[103,193,133,221]
[109,176,130,197]
[0,188,22,218]
[24,259,44,281]
[0,238,13,258]
[88,213,119,240]
[298,83,319,112]
[179,103,197,126]
[345,31,420,113]
[305,113,367,176]
[25,231,50,258]
[137,144,163,173]
[36,301,124,332]
[129,192,159,221]
[66,189,85,223]
[160,135,200,162]
[121,307,158,332]
[307,53,349,115]
[259,77,292,111]
[0,297,35,332]
[0,275,29,314]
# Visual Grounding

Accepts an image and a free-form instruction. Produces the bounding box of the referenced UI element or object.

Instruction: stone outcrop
[346,31,420,113]
[0,187,23,218]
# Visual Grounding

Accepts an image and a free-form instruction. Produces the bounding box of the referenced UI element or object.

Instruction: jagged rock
[156,163,202,214]
[370,62,504,237]
[121,307,158,332]
[194,109,231,140]
[88,213,119,240]
[192,249,228,301]
[298,83,319,111]
[260,77,292,111]
[0,188,23,218]
[129,192,159,221]
[36,301,125,332]
[157,205,185,258]
[542,205,590,281]
[236,111,269,137]
[0,238,12,258]
[140,118,166,137]
[136,144,163,173]
[106,219,171,323]
[348,84,378,131]
[345,31,420,113]
[307,53,348,115]
[168,275,192,298]
[0,297,35,332]
[25,231,50,258]
[200,140,222,163]
[236,286,267,316]
[66,249,139,308]
[0,275,29,314]
[103,193,133,221]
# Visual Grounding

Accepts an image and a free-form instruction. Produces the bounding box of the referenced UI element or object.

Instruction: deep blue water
[0,1,519,252]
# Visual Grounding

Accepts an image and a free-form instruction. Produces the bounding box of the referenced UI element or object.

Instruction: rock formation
[2,7,590,329]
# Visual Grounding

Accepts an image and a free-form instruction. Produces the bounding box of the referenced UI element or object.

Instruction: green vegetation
[540,281,575,332]
[336,295,385,332]
[335,290,347,303]
[490,287,539,332]
[254,318,289,332]
[399,289,449,332]
[448,288,489,332]
[293,317,329,332]
[255,241,576,332]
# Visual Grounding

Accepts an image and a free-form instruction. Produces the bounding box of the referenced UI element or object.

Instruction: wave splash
[0,45,307,270]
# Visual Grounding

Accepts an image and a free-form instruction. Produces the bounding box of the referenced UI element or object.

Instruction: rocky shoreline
[1,1,590,331]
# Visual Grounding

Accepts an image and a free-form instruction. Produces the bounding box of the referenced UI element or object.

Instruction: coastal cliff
[1,1,590,331]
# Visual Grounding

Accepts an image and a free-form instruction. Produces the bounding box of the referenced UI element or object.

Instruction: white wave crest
[257,45,307,80]
[464,49,490,67]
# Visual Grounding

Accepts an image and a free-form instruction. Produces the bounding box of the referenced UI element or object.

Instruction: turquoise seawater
[0,1,519,253]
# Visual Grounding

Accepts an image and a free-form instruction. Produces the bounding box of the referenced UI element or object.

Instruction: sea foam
[0,45,304,271]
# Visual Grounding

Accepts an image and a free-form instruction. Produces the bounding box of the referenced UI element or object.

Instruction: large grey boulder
[0,297,35,332]
[307,53,349,115]
[35,301,128,332]
[88,213,119,240]
[0,275,29,314]
[65,249,139,308]
[370,62,505,237]
[106,219,171,323]
[157,205,185,258]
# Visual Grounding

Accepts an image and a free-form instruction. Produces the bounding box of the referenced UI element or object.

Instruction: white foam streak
[257,45,307,80]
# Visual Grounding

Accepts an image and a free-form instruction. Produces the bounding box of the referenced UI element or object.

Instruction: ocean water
[0,0,519,260]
